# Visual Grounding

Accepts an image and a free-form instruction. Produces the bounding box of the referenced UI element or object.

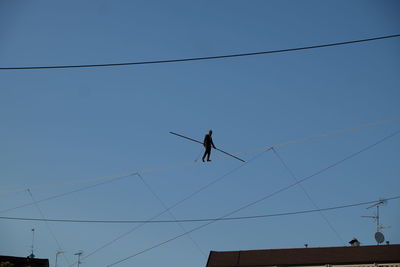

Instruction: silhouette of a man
[202,130,216,162]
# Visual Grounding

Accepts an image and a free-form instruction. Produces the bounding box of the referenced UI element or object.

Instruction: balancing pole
[169,132,245,162]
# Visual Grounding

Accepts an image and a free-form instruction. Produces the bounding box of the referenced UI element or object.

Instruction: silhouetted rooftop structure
[349,238,360,246]
[206,244,400,267]
[0,255,49,267]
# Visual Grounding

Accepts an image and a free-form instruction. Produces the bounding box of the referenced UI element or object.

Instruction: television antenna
[74,251,83,267]
[28,228,35,258]
[55,250,64,267]
[361,199,390,245]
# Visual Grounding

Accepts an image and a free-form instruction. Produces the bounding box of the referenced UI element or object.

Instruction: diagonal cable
[272,148,345,245]
[2,116,399,196]
[106,129,400,266]
[0,173,136,215]
[137,173,206,257]
[74,148,272,266]
[27,189,71,265]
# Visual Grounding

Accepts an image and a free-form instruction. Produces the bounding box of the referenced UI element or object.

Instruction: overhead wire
[0,118,398,262]
[0,171,138,194]
[74,148,271,266]
[237,116,400,156]
[106,129,400,266]
[0,117,398,265]
[0,173,136,215]
[27,189,71,265]
[2,126,398,266]
[1,116,399,195]
[1,195,399,224]
[137,173,206,257]
[0,117,398,229]
[0,34,399,70]
[272,148,345,245]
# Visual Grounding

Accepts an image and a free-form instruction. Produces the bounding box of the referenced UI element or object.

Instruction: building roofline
[207,244,400,267]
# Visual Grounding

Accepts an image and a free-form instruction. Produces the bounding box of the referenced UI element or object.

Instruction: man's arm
[211,138,216,149]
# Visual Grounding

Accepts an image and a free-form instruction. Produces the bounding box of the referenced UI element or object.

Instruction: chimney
[349,238,360,247]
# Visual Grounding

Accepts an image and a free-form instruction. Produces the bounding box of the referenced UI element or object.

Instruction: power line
[1,34,399,70]
[1,196,399,224]
[106,129,400,266]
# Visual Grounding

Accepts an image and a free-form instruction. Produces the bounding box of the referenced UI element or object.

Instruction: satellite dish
[375,231,385,244]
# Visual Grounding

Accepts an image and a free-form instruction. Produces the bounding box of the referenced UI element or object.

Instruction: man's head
[209,130,213,135]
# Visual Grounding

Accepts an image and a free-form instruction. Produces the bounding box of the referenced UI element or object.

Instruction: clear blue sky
[1,1,399,267]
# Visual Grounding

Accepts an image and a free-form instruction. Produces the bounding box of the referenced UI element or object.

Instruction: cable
[1,116,399,195]
[0,162,196,195]
[1,196,399,224]
[1,117,398,221]
[27,189,71,265]
[272,148,345,245]
[0,171,138,194]
[106,129,400,266]
[75,148,270,265]
[137,173,206,257]
[1,34,399,70]
[238,116,400,156]
[0,117,398,258]
[0,173,136,215]
[0,116,397,224]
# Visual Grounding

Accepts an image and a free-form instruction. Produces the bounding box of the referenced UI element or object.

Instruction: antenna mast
[361,200,389,245]
[74,251,83,267]
[28,228,35,258]
[55,250,64,267]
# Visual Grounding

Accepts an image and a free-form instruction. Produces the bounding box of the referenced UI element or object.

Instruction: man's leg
[206,148,212,161]
[202,150,207,162]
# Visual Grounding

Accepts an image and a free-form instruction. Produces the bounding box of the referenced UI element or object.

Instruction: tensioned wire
[137,173,206,257]
[1,116,399,195]
[0,33,399,70]
[27,189,71,265]
[0,174,136,214]
[4,127,399,267]
[70,147,271,266]
[1,116,398,219]
[272,148,345,245]
[1,196,398,224]
[106,129,400,266]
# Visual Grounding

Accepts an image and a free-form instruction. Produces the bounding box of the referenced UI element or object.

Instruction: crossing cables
[27,189,71,265]
[1,116,399,196]
[106,129,400,266]
[71,147,272,266]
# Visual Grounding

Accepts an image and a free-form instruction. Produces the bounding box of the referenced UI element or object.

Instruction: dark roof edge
[210,244,400,254]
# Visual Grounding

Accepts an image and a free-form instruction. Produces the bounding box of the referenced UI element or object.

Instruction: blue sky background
[1,1,399,267]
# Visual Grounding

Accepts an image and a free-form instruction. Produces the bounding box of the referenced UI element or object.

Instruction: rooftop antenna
[361,199,390,245]
[28,228,35,258]
[55,250,64,267]
[74,251,83,267]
